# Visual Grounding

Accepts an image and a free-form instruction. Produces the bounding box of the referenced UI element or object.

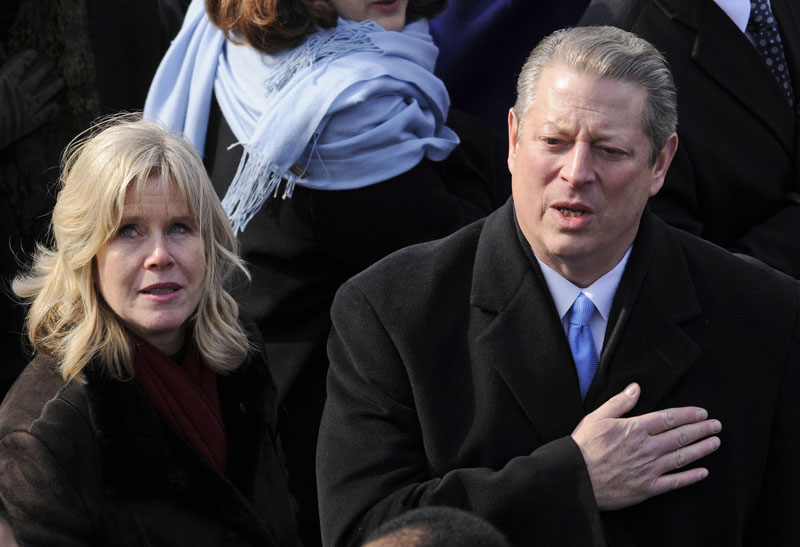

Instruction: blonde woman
[0,116,300,546]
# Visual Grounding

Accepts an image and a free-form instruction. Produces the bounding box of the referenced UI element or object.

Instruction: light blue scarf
[144,0,458,233]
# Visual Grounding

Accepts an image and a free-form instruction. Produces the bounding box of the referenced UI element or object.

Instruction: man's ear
[649,133,678,197]
[507,108,520,174]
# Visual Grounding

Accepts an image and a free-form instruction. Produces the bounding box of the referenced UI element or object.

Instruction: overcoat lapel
[586,211,704,414]
[471,203,707,432]
[665,0,795,152]
[471,202,585,441]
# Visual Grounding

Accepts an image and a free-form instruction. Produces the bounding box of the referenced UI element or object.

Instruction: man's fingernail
[625,383,637,397]
[696,409,707,421]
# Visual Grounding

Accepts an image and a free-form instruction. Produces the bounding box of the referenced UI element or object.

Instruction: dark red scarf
[132,334,227,472]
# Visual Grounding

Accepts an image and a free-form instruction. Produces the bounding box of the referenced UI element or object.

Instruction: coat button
[239,403,246,413]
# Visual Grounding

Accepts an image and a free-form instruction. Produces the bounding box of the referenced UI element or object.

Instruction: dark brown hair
[206,0,448,53]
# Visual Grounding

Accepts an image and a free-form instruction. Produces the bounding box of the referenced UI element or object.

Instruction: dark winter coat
[318,202,800,546]
[0,348,300,546]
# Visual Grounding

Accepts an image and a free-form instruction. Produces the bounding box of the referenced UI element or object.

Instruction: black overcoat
[317,200,800,546]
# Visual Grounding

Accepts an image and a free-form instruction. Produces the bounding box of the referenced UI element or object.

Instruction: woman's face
[330,0,408,31]
[95,175,205,356]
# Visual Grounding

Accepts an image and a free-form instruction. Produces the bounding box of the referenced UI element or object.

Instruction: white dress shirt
[714,0,751,33]
[536,247,632,359]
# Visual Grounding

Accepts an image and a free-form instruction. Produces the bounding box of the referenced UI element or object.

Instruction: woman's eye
[118,224,138,238]
[168,223,192,235]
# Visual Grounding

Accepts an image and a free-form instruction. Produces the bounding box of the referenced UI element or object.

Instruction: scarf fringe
[263,22,382,93]
[221,145,302,234]
[145,4,454,235]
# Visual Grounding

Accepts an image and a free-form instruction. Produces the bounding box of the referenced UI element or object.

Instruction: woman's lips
[140,283,182,301]
[371,0,401,13]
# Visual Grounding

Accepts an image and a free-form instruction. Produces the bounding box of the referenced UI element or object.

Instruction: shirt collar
[536,247,632,322]
[714,0,752,33]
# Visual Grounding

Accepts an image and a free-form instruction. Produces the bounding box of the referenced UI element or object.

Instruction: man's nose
[562,143,595,187]
[143,236,174,269]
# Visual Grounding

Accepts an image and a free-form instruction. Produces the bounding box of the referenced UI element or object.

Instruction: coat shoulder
[0,355,91,443]
[346,215,487,302]
[668,222,800,313]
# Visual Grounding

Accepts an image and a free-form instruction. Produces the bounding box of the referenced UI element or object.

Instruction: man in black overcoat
[316,26,800,547]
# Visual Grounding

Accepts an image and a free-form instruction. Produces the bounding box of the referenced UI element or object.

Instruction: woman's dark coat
[0,348,300,546]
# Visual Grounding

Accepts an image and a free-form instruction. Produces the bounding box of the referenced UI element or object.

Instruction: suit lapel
[681,0,795,151]
[471,202,585,441]
[586,211,705,414]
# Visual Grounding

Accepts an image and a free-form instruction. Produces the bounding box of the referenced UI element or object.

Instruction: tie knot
[569,293,595,327]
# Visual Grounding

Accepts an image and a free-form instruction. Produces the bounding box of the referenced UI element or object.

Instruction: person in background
[0,0,190,403]
[144,1,496,544]
[0,116,299,546]
[430,0,591,199]
[580,0,800,277]
[362,507,511,547]
[0,48,62,151]
[317,26,800,546]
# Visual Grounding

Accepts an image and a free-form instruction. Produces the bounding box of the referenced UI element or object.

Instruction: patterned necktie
[747,1,794,106]
[567,293,599,400]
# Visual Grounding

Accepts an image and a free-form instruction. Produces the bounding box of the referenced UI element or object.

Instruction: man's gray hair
[513,26,677,164]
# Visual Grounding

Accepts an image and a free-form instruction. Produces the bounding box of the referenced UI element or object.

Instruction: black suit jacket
[580,0,800,277]
[317,200,800,546]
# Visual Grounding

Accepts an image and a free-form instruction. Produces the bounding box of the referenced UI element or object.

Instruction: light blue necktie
[568,293,599,399]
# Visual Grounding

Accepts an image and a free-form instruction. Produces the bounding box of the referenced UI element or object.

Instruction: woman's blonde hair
[13,114,251,382]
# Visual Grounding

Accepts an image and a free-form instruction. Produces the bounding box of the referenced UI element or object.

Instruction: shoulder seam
[30,382,71,433]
